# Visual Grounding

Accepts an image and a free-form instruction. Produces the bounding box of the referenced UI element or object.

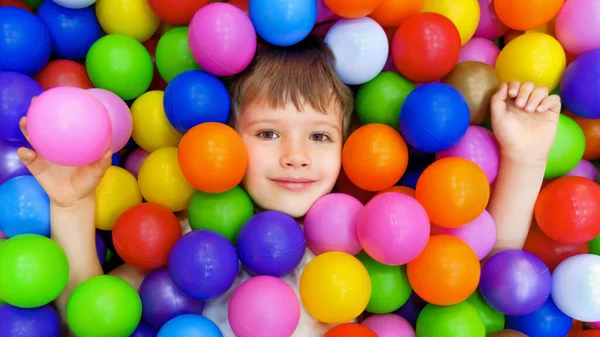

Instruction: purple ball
[95,231,106,265]
[480,250,551,316]
[130,321,158,337]
[394,292,427,327]
[140,268,205,330]
[561,49,600,119]
[0,72,43,142]
[168,230,239,301]
[0,304,61,337]
[236,211,306,277]
[0,139,31,185]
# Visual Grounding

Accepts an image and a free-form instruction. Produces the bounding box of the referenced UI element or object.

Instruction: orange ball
[178,122,248,193]
[324,0,385,19]
[523,223,588,271]
[376,185,415,198]
[369,0,424,27]
[324,323,377,337]
[342,124,409,192]
[494,0,565,31]
[407,235,480,306]
[415,157,490,228]
[565,111,600,160]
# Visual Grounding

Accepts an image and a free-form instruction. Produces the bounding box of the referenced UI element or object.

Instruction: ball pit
[0,71,43,142]
[0,304,61,337]
[155,27,201,83]
[0,139,30,185]
[249,0,317,47]
[34,60,93,90]
[157,314,222,337]
[556,0,600,56]
[130,91,182,152]
[0,175,50,237]
[552,254,600,322]
[416,301,486,337]
[421,0,480,45]
[95,0,159,42]
[362,314,415,337]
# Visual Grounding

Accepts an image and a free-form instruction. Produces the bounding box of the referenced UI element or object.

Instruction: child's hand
[16,117,112,209]
[491,81,561,163]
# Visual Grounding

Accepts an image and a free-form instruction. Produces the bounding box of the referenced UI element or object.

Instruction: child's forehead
[240,99,343,124]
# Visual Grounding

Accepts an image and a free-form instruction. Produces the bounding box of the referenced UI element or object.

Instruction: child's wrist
[50,196,95,214]
[500,150,548,168]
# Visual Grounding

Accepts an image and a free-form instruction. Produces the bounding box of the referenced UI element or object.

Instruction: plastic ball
[130,91,182,152]
[86,34,154,101]
[157,315,222,337]
[35,60,93,90]
[168,230,239,301]
[505,297,572,337]
[432,210,496,260]
[566,159,599,180]
[299,251,371,324]
[324,0,384,18]
[0,176,50,237]
[51,0,96,9]
[552,254,600,322]
[556,0,600,56]
[147,0,208,25]
[496,33,566,91]
[325,17,388,85]
[342,123,408,191]
[480,250,552,316]
[95,232,106,265]
[124,148,150,178]
[494,0,564,31]
[466,291,505,334]
[421,0,480,45]
[67,275,142,337]
[95,0,159,42]
[391,12,461,83]
[138,147,195,212]
[95,166,142,231]
[0,71,42,142]
[362,314,415,337]
[37,0,102,60]
[229,276,300,337]
[0,139,31,185]
[561,49,600,119]
[0,234,69,308]
[357,192,430,265]
[131,322,158,337]
[139,268,205,330]
[188,3,257,76]
[164,71,230,134]
[0,304,61,337]
[369,0,423,28]
[249,0,317,46]
[0,7,51,76]
[458,38,500,67]
[324,323,377,337]
[524,224,589,272]
[87,88,132,152]
[417,302,486,337]
[144,37,168,91]
[155,27,201,83]
[0,0,33,11]
[474,0,509,40]
[545,114,585,178]
[178,122,248,194]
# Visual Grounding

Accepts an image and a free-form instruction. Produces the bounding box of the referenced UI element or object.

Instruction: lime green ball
[355,72,415,128]
[67,275,142,337]
[188,186,255,243]
[86,34,153,101]
[466,291,505,334]
[416,301,486,337]
[589,234,600,255]
[0,234,69,308]
[156,27,201,82]
[545,114,585,178]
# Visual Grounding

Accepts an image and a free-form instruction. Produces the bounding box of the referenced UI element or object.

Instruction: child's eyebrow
[312,120,341,134]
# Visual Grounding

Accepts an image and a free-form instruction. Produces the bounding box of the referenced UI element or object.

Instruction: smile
[270,178,316,191]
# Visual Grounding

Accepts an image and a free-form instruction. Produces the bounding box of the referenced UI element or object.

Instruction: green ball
[355,72,415,128]
[86,34,154,101]
[156,27,201,82]
[357,252,412,314]
[0,234,69,308]
[545,114,585,178]
[466,291,505,334]
[589,234,600,255]
[67,275,142,337]
[22,0,44,10]
[416,301,486,337]
[188,186,255,243]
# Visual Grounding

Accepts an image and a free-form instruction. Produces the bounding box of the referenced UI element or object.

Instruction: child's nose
[280,146,311,168]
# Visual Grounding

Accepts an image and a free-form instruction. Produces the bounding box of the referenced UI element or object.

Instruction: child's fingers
[491,83,508,118]
[17,147,51,176]
[525,87,549,112]
[89,149,113,179]
[508,81,521,98]
[515,82,535,108]
[537,95,562,114]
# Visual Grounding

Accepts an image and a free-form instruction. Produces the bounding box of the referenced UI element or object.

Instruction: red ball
[147,0,209,25]
[534,176,600,245]
[391,12,461,83]
[143,37,167,91]
[324,323,377,337]
[34,60,93,90]
[0,0,32,12]
[113,202,183,270]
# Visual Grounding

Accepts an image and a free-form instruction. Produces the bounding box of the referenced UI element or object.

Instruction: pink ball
[362,314,415,337]
[188,3,257,76]
[228,276,300,337]
[317,0,340,23]
[304,193,363,255]
[87,88,132,153]
[26,87,111,167]
[474,0,509,40]
[436,126,500,184]
[357,193,430,265]
[124,148,150,178]
[587,321,600,328]
[556,0,600,56]
[566,159,599,181]
[457,37,500,67]
[431,210,496,260]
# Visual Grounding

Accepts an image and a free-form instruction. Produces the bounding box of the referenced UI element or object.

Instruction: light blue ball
[249,0,317,47]
[0,176,50,237]
[158,315,222,337]
[552,254,600,322]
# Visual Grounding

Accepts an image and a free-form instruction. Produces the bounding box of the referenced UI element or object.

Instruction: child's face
[235,100,343,218]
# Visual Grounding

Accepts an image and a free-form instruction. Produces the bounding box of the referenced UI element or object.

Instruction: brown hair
[228,35,354,136]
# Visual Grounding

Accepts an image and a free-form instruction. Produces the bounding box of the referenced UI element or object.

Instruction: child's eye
[310,133,331,142]
[256,130,279,140]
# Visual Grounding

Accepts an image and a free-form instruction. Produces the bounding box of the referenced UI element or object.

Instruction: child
[17,34,561,336]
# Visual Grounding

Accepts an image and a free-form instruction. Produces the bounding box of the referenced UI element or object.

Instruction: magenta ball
[362,314,415,337]
[87,88,132,153]
[26,87,111,166]
[436,126,500,184]
[228,276,300,337]
[316,0,340,23]
[588,321,600,328]
[304,193,363,255]
[125,148,150,178]
[188,3,257,76]
[565,159,599,181]
[431,210,496,260]
[357,192,430,265]
[457,37,500,67]
[556,0,600,56]
[474,0,509,40]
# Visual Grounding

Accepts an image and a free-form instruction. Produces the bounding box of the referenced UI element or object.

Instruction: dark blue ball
[131,321,158,337]
[505,297,572,337]
[0,304,61,337]
[561,49,600,119]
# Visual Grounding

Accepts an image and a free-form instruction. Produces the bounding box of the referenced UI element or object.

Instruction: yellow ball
[96,0,160,42]
[95,166,142,231]
[421,0,480,45]
[138,147,195,212]
[496,32,566,91]
[299,252,371,324]
[131,91,182,152]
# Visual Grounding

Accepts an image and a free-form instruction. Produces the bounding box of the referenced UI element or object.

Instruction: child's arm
[487,81,561,255]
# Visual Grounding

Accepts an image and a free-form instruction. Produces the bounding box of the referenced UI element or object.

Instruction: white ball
[552,254,600,322]
[51,0,97,9]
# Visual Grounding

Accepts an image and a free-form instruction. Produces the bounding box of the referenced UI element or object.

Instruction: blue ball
[158,315,222,337]
[236,211,306,277]
[0,7,51,75]
[249,0,317,46]
[37,0,102,60]
[400,83,470,153]
[0,304,61,337]
[505,297,572,337]
[111,152,121,166]
[0,175,50,237]
[164,70,230,134]
[131,321,158,337]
